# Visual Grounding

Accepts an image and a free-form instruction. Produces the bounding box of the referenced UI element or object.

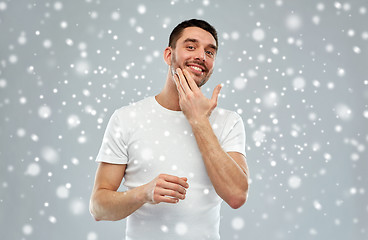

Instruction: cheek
[207,60,214,71]
[173,52,184,63]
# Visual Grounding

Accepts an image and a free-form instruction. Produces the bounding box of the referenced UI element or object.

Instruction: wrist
[136,184,150,204]
[189,117,210,128]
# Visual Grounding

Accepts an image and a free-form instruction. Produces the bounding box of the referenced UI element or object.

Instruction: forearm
[190,118,248,207]
[172,67,248,207]
[90,184,147,221]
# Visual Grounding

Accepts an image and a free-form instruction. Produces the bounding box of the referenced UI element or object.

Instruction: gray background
[1,0,367,239]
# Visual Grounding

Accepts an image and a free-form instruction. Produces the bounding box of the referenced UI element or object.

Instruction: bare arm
[89,163,144,221]
[89,162,189,221]
[173,68,249,209]
[191,119,249,209]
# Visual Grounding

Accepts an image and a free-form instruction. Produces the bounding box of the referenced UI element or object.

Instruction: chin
[197,78,209,88]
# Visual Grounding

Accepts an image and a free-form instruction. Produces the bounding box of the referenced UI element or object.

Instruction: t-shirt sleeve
[95,110,129,164]
[221,112,246,157]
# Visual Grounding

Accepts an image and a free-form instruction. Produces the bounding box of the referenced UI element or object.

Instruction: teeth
[190,66,203,72]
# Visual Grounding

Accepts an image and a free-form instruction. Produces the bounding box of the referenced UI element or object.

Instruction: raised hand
[144,174,189,204]
[173,68,222,125]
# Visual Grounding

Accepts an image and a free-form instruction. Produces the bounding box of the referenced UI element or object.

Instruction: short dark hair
[169,19,218,50]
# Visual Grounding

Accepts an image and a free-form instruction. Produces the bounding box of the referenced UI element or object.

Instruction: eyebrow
[183,38,218,52]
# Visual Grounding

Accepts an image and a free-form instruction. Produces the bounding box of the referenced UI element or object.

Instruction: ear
[163,47,172,66]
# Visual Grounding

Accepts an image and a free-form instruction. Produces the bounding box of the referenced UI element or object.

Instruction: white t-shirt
[96,96,246,240]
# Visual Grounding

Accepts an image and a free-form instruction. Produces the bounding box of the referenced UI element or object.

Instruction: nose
[194,49,206,62]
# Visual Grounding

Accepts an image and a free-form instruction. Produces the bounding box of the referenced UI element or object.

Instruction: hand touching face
[172,67,222,124]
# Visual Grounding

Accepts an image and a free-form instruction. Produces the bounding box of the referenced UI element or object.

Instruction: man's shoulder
[212,107,241,121]
[114,96,154,115]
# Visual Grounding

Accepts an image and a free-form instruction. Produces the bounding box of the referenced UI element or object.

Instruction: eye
[206,50,214,56]
[187,46,195,50]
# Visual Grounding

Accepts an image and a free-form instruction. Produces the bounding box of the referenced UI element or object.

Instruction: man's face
[170,27,217,88]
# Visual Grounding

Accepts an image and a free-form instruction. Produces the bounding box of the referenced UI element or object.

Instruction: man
[89,19,249,239]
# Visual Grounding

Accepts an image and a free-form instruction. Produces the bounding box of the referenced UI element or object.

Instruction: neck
[155,70,181,111]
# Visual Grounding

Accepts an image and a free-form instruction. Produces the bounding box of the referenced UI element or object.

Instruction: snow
[41,146,59,164]
[288,175,302,189]
[252,28,265,42]
[0,2,7,11]
[285,14,302,31]
[137,4,147,15]
[25,163,41,177]
[56,185,69,199]
[233,77,247,90]
[48,216,57,224]
[231,217,245,230]
[87,232,98,240]
[67,115,81,128]
[38,105,52,119]
[1,0,367,240]
[175,222,188,235]
[70,199,86,215]
[22,224,33,235]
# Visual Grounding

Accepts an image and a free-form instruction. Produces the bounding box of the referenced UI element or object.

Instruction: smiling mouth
[187,65,205,75]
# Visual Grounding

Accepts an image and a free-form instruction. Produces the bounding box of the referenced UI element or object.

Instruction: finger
[159,181,187,194]
[156,188,186,200]
[180,177,188,182]
[176,68,192,94]
[172,70,185,97]
[211,84,222,105]
[162,174,189,188]
[156,196,179,204]
[182,68,200,92]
